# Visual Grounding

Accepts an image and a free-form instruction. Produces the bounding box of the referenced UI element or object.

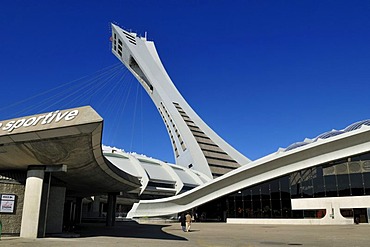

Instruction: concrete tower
[111,24,251,179]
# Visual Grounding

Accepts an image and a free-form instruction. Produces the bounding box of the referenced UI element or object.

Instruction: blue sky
[1,1,370,163]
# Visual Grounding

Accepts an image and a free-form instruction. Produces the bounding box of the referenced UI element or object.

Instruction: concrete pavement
[1,221,370,246]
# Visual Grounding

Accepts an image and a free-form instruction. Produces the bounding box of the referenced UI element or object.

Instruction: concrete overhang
[0,106,140,195]
[127,125,370,218]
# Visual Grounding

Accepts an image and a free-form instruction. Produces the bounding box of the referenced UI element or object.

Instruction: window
[313,166,325,197]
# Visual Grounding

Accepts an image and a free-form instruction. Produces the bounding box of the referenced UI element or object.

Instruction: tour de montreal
[0,109,79,132]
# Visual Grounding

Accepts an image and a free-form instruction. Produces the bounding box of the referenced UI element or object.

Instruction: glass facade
[224,151,370,219]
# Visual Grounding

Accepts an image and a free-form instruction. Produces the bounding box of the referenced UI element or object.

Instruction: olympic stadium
[1,23,370,238]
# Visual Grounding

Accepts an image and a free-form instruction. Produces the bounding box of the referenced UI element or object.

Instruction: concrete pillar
[106,193,117,226]
[46,186,66,234]
[63,199,74,231]
[75,197,83,225]
[20,167,45,238]
[91,196,101,217]
[37,173,51,238]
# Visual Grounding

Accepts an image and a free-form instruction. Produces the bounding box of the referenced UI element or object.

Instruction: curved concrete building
[2,23,370,239]
[0,106,210,237]
[102,145,211,198]
[127,120,370,224]
[0,106,143,237]
[111,24,370,225]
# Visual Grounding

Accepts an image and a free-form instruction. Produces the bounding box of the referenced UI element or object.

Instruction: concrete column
[63,200,74,231]
[20,167,45,238]
[91,196,101,217]
[46,186,66,234]
[37,173,51,238]
[106,193,117,226]
[75,197,83,225]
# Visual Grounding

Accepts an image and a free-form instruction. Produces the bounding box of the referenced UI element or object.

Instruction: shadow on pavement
[54,221,187,241]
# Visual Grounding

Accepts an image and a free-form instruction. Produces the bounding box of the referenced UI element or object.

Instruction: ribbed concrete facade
[111,24,251,179]
[173,102,240,177]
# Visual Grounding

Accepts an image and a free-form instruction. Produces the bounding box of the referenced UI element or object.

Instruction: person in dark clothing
[180,213,186,232]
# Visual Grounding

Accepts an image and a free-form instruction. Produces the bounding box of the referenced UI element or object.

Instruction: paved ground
[1,221,370,246]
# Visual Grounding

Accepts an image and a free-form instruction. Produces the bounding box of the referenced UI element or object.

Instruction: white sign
[0,194,16,213]
[1,194,15,200]
[0,200,15,213]
[0,109,79,133]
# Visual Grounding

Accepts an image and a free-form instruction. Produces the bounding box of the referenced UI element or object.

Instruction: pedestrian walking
[180,213,186,232]
[185,212,192,232]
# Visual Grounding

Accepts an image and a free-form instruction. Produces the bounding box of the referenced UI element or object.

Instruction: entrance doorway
[353,208,368,224]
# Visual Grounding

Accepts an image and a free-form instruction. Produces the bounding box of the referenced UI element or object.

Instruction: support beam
[20,167,45,238]
[38,173,52,238]
[91,196,101,217]
[106,193,117,226]
[75,197,83,225]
